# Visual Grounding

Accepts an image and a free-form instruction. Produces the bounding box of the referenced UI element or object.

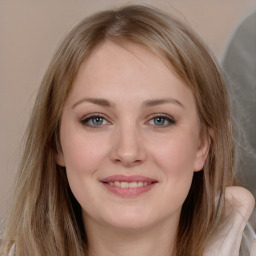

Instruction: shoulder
[0,240,15,256]
[204,186,255,256]
[225,186,255,217]
[8,244,15,256]
[251,239,256,256]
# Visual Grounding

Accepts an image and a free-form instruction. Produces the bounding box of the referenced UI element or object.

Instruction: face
[57,41,209,232]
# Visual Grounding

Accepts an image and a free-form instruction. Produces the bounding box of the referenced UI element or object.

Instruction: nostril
[110,137,147,166]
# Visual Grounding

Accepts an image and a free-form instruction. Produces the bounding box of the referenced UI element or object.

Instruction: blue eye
[149,115,175,127]
[81,115,108,127]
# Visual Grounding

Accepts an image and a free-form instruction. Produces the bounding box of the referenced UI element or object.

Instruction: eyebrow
[142,98,184,108]
[72,97,184,109]
[72,98,115,109]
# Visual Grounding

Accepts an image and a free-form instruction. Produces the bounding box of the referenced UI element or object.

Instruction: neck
[84,216,178,256]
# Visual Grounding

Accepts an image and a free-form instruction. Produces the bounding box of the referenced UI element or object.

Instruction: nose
[110,124,147,167]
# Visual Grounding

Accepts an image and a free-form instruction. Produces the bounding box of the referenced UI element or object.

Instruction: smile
[106,181,153,188]
[100,175,158,197]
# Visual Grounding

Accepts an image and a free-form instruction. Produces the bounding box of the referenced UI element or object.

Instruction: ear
[55,151,66,167]
[194,128,212,172]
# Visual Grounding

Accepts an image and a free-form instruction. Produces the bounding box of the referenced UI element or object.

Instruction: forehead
[81,39,174,73]
[67,40,195,109]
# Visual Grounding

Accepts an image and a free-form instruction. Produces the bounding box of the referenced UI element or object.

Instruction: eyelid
[80,113,111,127]
[146,113,176,127]
[80,112,176,128]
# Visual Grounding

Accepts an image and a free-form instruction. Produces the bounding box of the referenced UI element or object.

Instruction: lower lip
[102,183,156,197]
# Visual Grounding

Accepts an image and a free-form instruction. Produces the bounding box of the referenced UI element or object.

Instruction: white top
[204,187,256,256]
[9,244,15,256]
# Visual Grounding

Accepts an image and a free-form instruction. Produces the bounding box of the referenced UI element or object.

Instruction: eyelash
[80,113,176,128]
[81,114,109,128]
[148,114,176,128]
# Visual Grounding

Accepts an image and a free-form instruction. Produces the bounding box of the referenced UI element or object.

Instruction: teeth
[129,182,137,188]
[114,181,121,187]
[107,181,152,188]
[121,182,128,188]
[137,181,143,187]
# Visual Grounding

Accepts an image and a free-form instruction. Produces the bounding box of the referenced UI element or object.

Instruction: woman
[1,5,255,256]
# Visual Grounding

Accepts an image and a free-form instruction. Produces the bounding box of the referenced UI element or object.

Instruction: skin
[57,41,210,256]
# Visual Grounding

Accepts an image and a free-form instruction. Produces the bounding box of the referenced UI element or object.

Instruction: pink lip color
[101,175,156,183]
[100,175,158,197]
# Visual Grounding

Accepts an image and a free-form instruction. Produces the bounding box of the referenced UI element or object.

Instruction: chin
[102,207,158,231]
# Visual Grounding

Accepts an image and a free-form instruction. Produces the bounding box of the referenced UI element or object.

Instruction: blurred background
[1,0,256,232]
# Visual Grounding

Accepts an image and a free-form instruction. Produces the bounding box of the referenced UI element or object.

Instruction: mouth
[100,175,158,197]
[103,181,156,188]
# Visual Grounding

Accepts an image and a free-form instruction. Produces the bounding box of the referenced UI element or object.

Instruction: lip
[100,175,157,183]
[100,175,158,197]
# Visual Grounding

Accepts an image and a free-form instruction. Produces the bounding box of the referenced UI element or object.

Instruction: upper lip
[100,175,158,183]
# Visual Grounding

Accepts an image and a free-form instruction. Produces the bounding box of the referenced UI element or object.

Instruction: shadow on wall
[222,10,256,198]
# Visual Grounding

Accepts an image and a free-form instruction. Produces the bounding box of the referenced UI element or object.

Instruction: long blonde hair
[1,5,236,256]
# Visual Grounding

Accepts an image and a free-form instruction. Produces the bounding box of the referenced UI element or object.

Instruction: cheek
[150,133,198,205]
[152,133,199,175]
[61,132,109,175]
[62,135,110,210]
